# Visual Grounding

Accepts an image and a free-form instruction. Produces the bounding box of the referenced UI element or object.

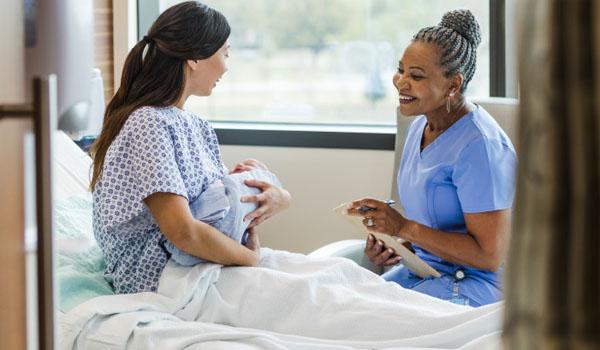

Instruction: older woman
[347,10,516,307]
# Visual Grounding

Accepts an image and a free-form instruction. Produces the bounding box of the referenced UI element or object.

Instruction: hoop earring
[446,92,455,113]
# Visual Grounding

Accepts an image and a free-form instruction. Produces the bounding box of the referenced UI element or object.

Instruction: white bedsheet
[61,249,502,350]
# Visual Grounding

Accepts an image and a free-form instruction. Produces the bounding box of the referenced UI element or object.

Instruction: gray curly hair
[413,9,481,93]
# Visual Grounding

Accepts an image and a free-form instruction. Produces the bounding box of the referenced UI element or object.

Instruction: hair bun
[439,9,481,47]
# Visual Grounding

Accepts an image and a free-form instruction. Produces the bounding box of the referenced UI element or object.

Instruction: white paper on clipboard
[333,203,441,279]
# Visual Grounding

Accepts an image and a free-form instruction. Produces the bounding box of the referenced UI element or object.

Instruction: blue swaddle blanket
[164,169,281,266]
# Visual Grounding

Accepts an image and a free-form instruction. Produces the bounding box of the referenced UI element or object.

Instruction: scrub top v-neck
[394,105,517,305]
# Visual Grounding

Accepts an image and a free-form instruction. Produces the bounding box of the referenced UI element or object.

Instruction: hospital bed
[309,97,519,274]
[53,100,516,349]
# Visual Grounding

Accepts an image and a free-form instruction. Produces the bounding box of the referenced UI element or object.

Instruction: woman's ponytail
[112,40,147,107]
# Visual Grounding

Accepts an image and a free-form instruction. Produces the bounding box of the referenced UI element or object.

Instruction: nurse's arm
[402,209,511,271]
[144,192,260,266]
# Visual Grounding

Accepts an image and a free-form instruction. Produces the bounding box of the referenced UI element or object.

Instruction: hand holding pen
[345,198,409,238]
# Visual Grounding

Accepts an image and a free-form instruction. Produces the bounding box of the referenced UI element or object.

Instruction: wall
[0,0,25,103]
[221,145,395,254]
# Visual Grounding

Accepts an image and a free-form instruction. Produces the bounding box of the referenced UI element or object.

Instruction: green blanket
[55,194,114,312]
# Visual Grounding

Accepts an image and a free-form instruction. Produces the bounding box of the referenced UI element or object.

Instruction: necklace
[421,120,452,151]
[426,122,449,134]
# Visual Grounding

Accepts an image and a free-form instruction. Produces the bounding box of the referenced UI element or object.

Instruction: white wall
[221,145,395,254]
[0,0,25,104]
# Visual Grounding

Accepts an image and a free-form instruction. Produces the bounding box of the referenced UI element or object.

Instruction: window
[154,0,491,126]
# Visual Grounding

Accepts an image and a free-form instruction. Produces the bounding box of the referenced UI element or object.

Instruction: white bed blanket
[61,249,502,349]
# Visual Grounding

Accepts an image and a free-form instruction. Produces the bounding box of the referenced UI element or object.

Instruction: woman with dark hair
[90,1,291,294]
[347,10,517,307]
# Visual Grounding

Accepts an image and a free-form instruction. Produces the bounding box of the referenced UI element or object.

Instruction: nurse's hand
[364,234,402,266]
[346,198,411,238]
[241,180,291,228]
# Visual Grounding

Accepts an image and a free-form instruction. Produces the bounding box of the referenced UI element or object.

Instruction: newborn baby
[164,167,281,266]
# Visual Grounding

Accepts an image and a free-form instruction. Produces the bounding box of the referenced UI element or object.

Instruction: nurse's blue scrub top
[390,105,516,306]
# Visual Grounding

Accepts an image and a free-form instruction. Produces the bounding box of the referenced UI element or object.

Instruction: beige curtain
[503,0,600,348]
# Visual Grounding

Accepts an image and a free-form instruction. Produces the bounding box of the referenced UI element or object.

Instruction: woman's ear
[186,59,199,71]
[449,73,465,95]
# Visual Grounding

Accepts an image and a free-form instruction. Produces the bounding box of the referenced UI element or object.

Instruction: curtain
[503,0,600,348]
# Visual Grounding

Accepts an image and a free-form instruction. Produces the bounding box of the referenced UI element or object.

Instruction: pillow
[53,131,94,201]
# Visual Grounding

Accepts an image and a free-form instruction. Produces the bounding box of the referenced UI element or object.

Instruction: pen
[358,199,396,212]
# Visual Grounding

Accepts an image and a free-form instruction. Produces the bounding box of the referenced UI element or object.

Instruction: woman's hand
[230,158,269,174]
[364,234,402,266]
[241,180,291,228]
[346,198,411,238]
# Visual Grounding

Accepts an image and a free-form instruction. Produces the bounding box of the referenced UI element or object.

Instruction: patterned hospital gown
[93,106,225,294]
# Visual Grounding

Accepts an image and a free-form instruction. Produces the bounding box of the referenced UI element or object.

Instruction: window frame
[137,0,511,150]
[490,0,506,97]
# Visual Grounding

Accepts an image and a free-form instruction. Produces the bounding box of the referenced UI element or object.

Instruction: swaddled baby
[164,168,281,266]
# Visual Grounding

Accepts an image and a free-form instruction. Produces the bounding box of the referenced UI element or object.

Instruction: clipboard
[333,203,441,278]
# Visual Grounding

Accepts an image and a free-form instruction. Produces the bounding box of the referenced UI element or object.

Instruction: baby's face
[230,159,266,174]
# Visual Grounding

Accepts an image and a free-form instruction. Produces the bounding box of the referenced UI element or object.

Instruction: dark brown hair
[90,1,230,190]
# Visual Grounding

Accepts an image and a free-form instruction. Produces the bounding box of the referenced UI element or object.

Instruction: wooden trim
[94,0,115,102]
[0,119,29,350]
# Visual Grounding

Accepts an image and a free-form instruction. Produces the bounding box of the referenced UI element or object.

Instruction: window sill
[212,122,396,150]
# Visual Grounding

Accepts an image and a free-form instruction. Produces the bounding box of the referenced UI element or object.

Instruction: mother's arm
[145,192,260,266]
